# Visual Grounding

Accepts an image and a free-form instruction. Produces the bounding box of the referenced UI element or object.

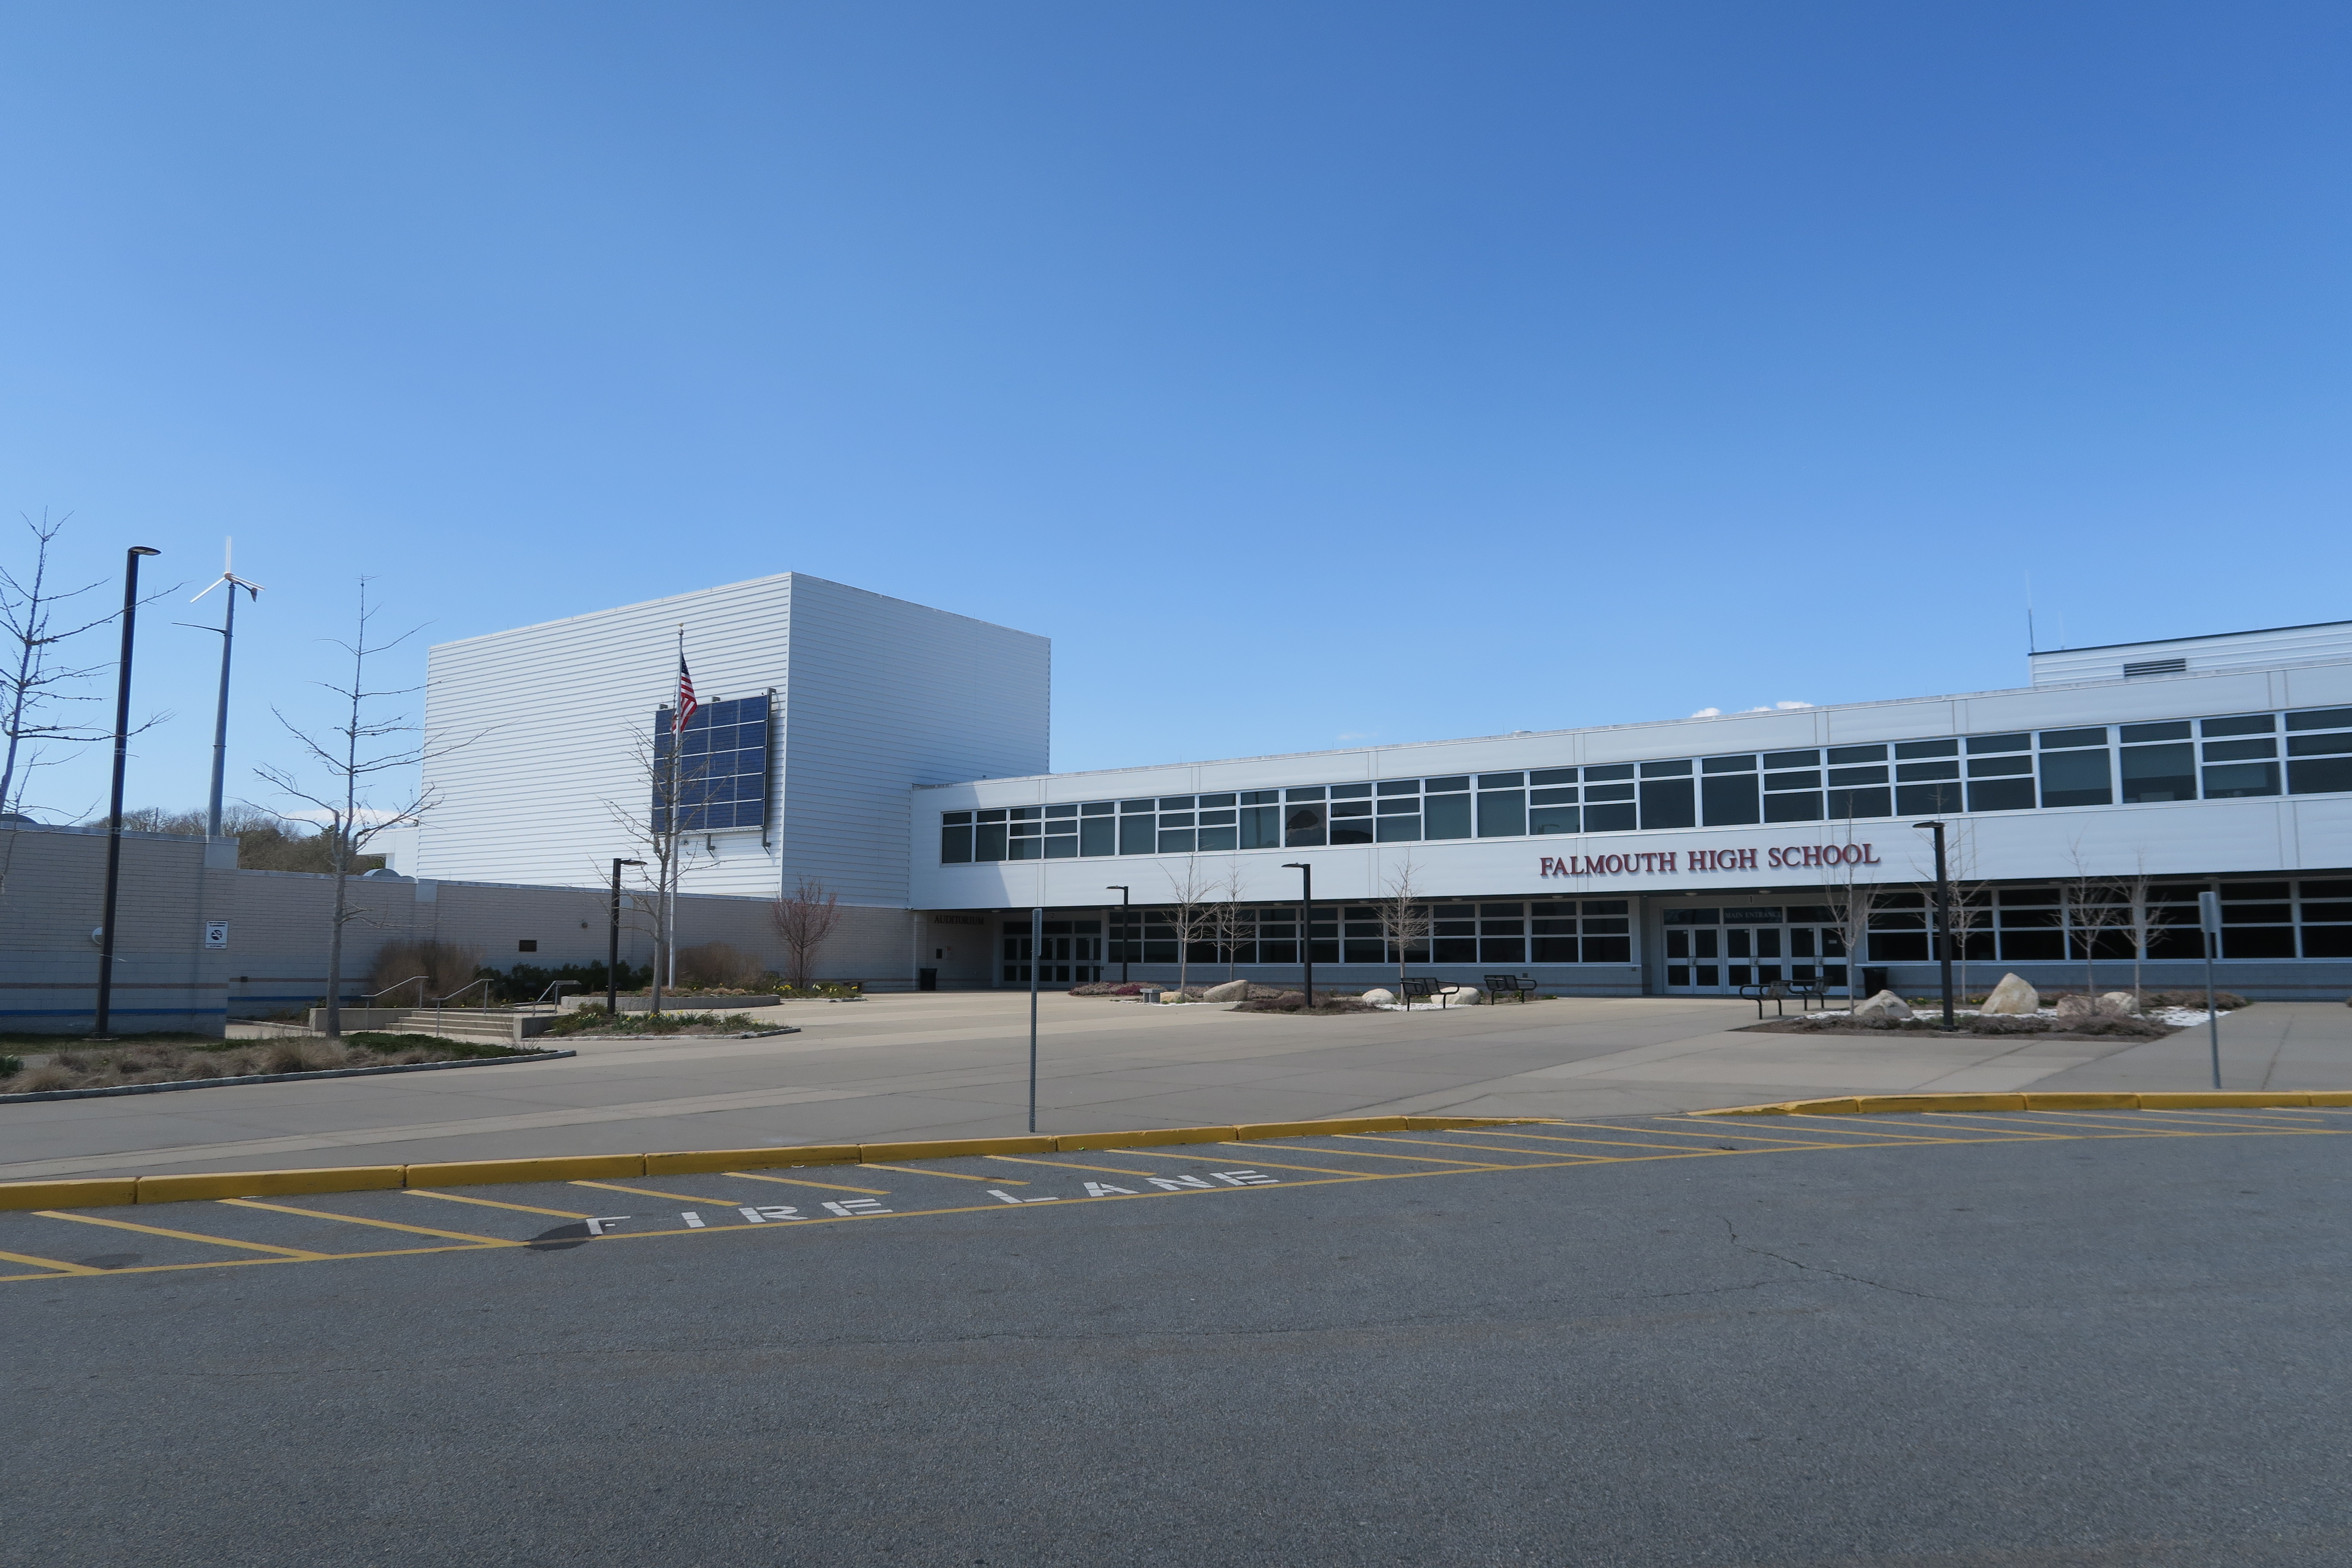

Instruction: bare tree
[771,876,845,990]
[1933,821,1991,1000]
[1377,856,1432,997]
[2116,855,2165,1011]
[1160,859,1217,991]
[1209,862,1250,980]
[254,583,458,1038]
[596,716,729,1012]
[1818,854,1886,1002]
[0,511,117,822]
[2061,848,2132,998]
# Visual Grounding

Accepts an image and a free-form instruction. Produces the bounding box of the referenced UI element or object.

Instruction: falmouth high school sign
[1539,842,1883,879]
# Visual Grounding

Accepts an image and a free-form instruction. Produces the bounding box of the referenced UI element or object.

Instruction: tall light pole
[1106,885,1130,983]
[1912,820,1956,1029]
[609,858,644,1016]
[1028,905,1043,1133]
[182,540,263,840]
[1282,861,1314,1011]
[93,545,161,1038]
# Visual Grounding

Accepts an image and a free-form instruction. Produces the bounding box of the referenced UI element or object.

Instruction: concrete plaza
[3,992,2349,1182]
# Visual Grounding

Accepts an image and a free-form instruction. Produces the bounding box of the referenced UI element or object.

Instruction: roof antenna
[2024,571,2038,655]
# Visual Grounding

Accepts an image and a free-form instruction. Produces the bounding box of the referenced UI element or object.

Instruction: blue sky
[3,2,2347,821]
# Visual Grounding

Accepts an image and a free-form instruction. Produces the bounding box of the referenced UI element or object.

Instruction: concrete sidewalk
[3,993,2347,1181]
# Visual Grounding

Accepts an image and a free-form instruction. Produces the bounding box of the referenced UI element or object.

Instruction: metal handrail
[531,980,581,1009]
[365,976,430,1007]
[432,977,499,1035]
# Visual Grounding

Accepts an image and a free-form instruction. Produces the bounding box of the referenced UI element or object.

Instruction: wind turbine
[185,540,263,839]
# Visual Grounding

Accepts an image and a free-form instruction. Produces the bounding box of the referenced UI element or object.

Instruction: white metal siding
[2031,622,2352,686]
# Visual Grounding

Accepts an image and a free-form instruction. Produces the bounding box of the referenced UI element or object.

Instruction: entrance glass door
[1661,906,1846,994]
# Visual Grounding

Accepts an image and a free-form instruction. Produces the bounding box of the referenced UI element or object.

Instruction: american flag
[674,656,698,733]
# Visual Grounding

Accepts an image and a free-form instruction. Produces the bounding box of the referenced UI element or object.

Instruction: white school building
[399,576,2352,1001]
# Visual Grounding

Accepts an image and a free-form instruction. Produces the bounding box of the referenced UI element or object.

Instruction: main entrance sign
[1540,842,1881,878]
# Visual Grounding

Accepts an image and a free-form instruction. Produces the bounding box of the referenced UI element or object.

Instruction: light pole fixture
[1106,885,1130,983]
[609,858,644,1016]
[1282,862,1313,1011]
[93,545,161,1038]
[1912,821,1956,1029]
[1029,905,1043,1133]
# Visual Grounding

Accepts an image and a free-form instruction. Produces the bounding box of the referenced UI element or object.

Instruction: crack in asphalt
[1720,1216,1964,1303]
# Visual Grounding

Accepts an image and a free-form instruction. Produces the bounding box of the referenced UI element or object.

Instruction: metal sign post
[2198,890,2223,1090]
[1028,906,1043,1133]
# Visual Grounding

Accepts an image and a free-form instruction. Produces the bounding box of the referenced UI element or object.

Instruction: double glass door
[1662,905,1844,993]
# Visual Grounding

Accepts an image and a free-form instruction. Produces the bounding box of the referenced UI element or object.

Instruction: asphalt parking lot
[6,1109,2350,1566]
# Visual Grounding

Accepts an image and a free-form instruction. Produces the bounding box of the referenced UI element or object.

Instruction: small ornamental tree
[772,876,845,990]
[1377,858,1431,997]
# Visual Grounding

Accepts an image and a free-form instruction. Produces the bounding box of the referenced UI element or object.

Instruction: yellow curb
[644,1145,861,1176]
[0,1178,138,1211]
[404,1155,648,1186]
[1697,1091,2344,1117]
[138,1167,405,1204]
[0,1115,1553,1210]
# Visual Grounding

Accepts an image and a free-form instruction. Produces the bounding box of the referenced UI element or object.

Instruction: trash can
[917,968,937,992]
[1138,987,1163,1005]
[1861,967,1890,998]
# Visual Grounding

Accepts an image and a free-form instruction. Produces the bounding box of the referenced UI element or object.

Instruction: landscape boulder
[1203,979,1252,1003]
[1852,989,1914,1020]
[1444,986,1485,1007]
[1980,973,2040,1015]
[2097,991,2140,1017]
[2054,993,2097,1020]
[1359,988,1396,1007]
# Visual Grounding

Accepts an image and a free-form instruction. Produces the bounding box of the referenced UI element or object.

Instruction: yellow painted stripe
[724,1171,894,1195]
[1244,1142,1504,1168]
[0,1246,103,1275]
[217,1199,515,1245]
[1660,1115,1961,1142]
[1138,1148,1407,1177]
[983,1155,1167,1176]
[405,1189,592,1219]
[856,1163,1007,1182]
[1345,1133,1622,1160]
[570,1179,741,1207]
[1475,1126,1841,1152]
[35,1210,331,1259]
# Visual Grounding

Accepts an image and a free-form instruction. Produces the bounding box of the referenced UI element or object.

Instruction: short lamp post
[1106,885,1130,983]
[1282,862,1314,1011]
[608,858,644,1016]
[92,545,161,1038]
[1912,821,1956,1029]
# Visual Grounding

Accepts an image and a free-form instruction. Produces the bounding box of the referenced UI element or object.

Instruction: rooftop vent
[2122,657,2188,678]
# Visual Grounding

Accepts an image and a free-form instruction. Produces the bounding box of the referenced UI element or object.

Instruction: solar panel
[653,695,770,834]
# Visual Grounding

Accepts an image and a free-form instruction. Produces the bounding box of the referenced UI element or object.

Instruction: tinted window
[2288,707,2352,731]
[1583,764,1634,781]
[1967,733,2030,753]
[1761,750,1818,769]
[1825,745,1886,763]
[1893,738,1959,759]
[2040,727,2107,749]
[2119,720,2191,743]
[1701,755,1756,773]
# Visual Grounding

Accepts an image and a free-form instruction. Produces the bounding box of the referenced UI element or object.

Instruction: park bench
[1740,981,1792,1019]
[1400,978,1469,1008]
[1786,981,1830,1013]
[1482,974,1535,1004]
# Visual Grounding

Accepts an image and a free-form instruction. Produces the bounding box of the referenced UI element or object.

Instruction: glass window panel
[1478,772,1525,788]
[1424,794,1473,839]
[1154,796,1194,811]
[1584,936,1633,962]
[1330,822,1374,845]
[2204,761,2280,798]
[1476,791,1527,837]
[1763,792,1822,823]
[2119,743,2196,802]
[1197,809,1237,825]
[2223,882,2290,899]
[1284,804,1326,833]
[1701,755,1756,773]
[1423,775,1471,792]
[1895,782,1964,816]
[1009,807,1042,821]
[1584,782,1635,801]
[1285,787,1326,801]
[1528,768,1577,786]
[1329,801,1372,816]
[1118,816,1155,854]
[1375,815,1421,841]
[1582,802,1637,830]
[1197,826,1239,851]
[1893,738,1960,759]
[1241,790,1280,805]
[2204,738,2276,761]
[1197,793,1237,807]
[2303,926,2352,958]
[1044,836,1078,859]
[2289,733,2352,756]
[1967,733,2030,753]
[1701,774,1759,826]
[1479,938,1527,963]
[2289,757,2352,795]
[1826,766,1888,785]
[1376,796,1419,813]
[1239,805,1282,849]
[1826,745,1887,763]
[941,811,972,824]
[1529,787,1577,805]
[1763,770,1820,791]
[1079,817,1115,856]
[1896,760,1960,781]
[1640,759,1692,777]
[1120,799,1155,812]
[941,825,973,862]
[1081,800,1114,815]
[1640,778,1696,829]
[2288,707,2352,732]
[1157,829,1196,854]
[2040,749,2113,807]
[1969,777,2036,812]
[2039,727,2107,749]
[2303,880,2352,898]
[1663,908,1719,925]
[2201,714,2275,737]
[1376,779,1421,795]
[1825,786,1891,819]
[1157,812,1194,827]
[978,808,1007,822]
[976,824,1009,860]
[1009,821,1041,836]
[1285,821,1327,848]
[2224,927,2296,959]
[2119,720,2192,743]
[1761,750,1820,770]
[1968,755,2034,777]
[1044,803,1078,818]
[1529,804,1577,834]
